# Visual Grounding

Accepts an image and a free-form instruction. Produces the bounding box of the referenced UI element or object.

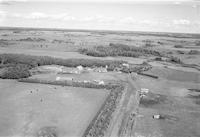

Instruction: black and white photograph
[0,0,200,137]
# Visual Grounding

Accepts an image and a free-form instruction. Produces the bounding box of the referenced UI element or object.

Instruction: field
[0,79,109,137]
[134,73,200,137]
[0,27,200,137]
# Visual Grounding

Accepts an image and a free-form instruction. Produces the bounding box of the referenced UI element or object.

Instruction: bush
[176,50,186,54]
[18,37,46,42]
[0,53,125,68]
[155,57,162,61]
[79,43,162,58]
[0,64,31,79]
[168,56,182,64]
[174,45,183,48]
[195,41,200,46]
[188,50,200,55]
[143,40,155,47]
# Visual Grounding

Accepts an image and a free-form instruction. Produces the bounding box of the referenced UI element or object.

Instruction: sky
[0,0,200,33]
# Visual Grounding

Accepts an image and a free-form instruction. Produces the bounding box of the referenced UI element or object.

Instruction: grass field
[0,79,109,137]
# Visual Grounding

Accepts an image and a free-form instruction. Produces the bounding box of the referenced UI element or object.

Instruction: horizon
[1,26,200,35]
[0,0,200,33]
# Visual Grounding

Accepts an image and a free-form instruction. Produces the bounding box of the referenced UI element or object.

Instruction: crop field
[0,27,200,137]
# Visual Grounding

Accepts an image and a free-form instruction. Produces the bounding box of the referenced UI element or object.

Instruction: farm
[0,27,200,137]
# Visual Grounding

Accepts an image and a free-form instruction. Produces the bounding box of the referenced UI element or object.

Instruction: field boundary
[18,78,119,90]
[83,85,124,137]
